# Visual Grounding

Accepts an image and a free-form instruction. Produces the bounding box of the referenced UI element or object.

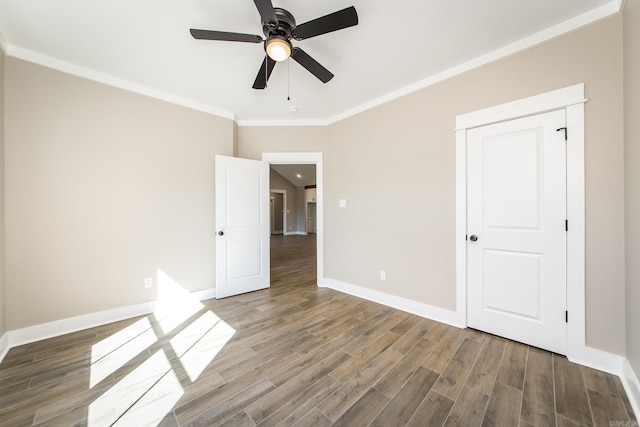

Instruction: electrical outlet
[380,271,386,281]
[144,277,153,288]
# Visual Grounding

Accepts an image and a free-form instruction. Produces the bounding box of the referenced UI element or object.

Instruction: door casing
[455,84,586,361]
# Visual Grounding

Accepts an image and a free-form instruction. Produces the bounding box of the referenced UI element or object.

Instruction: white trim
[270,189,287,237]
[622,358,640,420]
[456,84,586,130]
[4,45,235,120]
[455,84,587,360]
[0,333,9,363]
[319,278,464,328]
[568,346,624,376]
[262,153,323,283]
[236,119,329,127]
[3,287,216,351]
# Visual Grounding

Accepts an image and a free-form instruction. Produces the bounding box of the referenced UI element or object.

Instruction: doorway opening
[263,152,324,287]
[269,164,317,287]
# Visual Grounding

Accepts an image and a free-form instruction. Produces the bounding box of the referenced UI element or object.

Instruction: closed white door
[467,110,567,354]
[215,155,270,298]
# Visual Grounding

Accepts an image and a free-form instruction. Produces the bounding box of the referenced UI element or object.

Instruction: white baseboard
[568,345,625,376]
[622,358,640,421]
[2,287,216,360]
[319,278,465,328]
[0,333,9,363]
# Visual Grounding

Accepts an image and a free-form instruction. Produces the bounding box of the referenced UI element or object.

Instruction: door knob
[217,231,224,236]
[469,235,478,242]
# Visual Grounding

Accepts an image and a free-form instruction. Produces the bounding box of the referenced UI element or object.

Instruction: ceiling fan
[190,0,358,89]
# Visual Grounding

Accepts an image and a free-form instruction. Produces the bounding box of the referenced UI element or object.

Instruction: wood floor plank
[267,334,353,387]
[465,335,506,396]
[557,414,591,427]
[332,388,390,427]
[256,375,340,427]
[481,381,521,427]
[374,338,437,399]
[370,366,440,426]
[521,348,556,427]
[318,347,402,421]
[433,337,484,400]
[341,315,404,356]
[390,317,435,354]
[181,379,275,426]
[424,322,453,343]
[615,376,638,423]
[406,391,455,427]
[495,339,528,391]
[443,385,489,427]
[293,408,332,427]
[246,350,351,424]
[423,327,467,373]
[216,411,255,427]
[587,389,630,427]
[554,354,594,426]
[581,365,620,397]
[329,331,400,383]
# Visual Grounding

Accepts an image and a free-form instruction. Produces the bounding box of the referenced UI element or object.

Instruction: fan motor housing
[263,8,296,39]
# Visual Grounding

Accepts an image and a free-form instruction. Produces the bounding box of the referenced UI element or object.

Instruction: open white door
[215,155,270,298]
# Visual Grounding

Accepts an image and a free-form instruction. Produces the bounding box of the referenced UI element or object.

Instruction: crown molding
[5,44,235,120]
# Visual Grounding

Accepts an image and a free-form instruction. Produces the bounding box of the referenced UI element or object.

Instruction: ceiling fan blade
[294,6,358,40]
[253,0,278,26]
[252,55,277,89]
[190,29,263,43]
[291,48,334,83]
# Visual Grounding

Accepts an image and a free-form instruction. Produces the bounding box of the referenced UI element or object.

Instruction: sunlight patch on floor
[87,270,235,426]
[90,326,157,388]
[88,349,177,426]
[91,317,153,364]
[175,315,236,382]
[112,366,184,426]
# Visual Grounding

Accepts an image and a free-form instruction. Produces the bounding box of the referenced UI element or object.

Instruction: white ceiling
[0,0,619,124]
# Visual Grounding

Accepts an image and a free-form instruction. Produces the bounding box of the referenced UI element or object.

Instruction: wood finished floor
[0,234,636,426]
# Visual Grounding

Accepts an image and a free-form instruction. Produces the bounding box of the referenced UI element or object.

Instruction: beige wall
[326,15,625,354]
[269,169,299,234]
[0,48,5,337]
[4,58,234,330]
[624,3,640,376]
[239,16,625,354]
[238,126,329,161]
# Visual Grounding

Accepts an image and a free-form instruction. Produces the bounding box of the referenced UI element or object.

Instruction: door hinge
[565,220,568,231]
[566,311,568,323]
[557,127,568,141]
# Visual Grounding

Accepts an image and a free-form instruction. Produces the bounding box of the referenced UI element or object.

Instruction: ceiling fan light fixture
[266,36,292,62]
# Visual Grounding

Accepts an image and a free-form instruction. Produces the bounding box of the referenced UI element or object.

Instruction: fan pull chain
[287,58,291,101]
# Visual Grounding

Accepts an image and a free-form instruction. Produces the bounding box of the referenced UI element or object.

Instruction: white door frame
[262,152,324,285]
[270,189,287,234]
[455,83,587,361]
